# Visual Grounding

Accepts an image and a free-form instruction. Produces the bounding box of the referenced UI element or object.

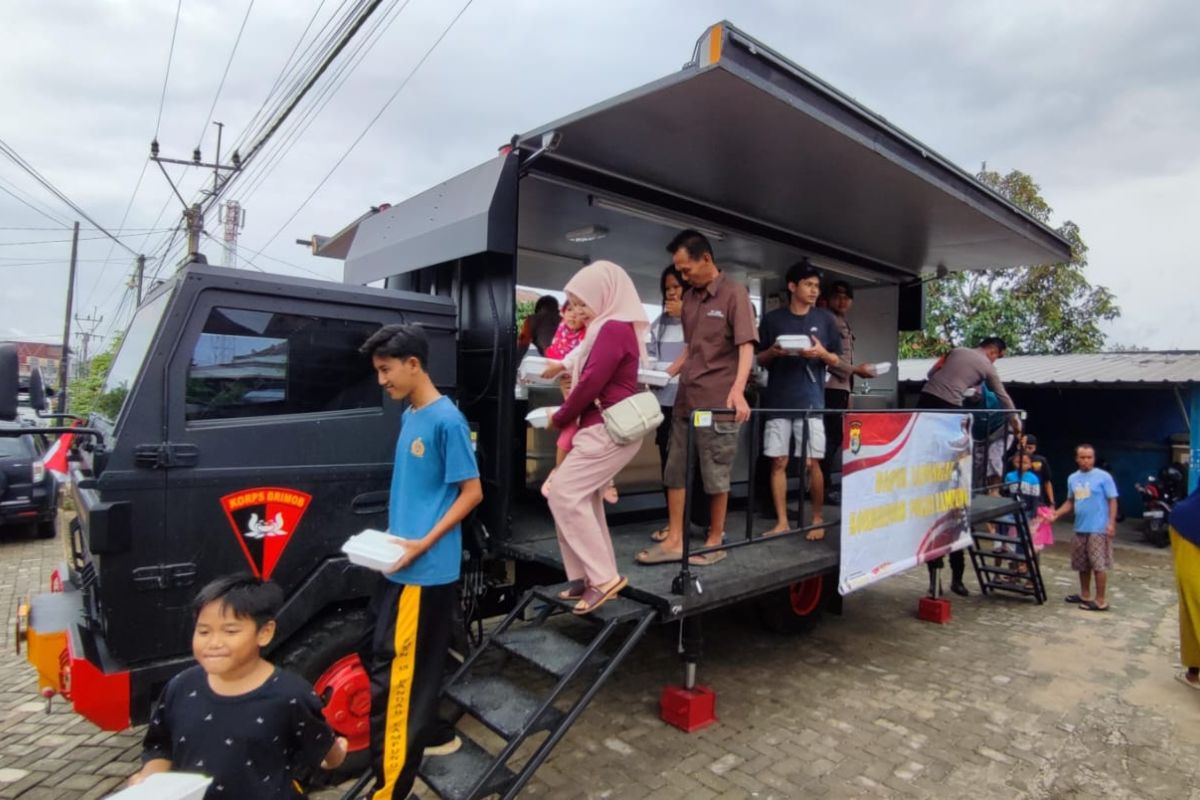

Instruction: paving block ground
[2,521,1198,799]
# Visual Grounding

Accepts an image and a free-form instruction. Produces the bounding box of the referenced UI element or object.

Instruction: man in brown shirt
[637,230,757,566]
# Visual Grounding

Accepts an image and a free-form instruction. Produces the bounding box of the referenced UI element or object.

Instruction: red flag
[43,422,78,479]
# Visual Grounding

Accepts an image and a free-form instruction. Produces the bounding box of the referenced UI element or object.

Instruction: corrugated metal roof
[899,351,1200,386]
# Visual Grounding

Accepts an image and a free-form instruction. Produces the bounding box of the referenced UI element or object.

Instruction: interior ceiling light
[564,224,608,243]
[589,195,727,241]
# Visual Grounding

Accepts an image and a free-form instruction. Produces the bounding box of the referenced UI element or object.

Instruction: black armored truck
[14,21,1067,799]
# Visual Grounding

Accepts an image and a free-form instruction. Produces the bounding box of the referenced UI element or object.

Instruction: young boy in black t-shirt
[129,575,347,798]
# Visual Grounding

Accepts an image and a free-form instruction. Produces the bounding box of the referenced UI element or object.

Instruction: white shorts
[764,416,825,459]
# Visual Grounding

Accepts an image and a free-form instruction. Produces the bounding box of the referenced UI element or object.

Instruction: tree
[900,168,1119,357]
[66,335,122,418]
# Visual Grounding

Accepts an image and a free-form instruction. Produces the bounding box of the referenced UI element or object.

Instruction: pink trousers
[546,424,641,588]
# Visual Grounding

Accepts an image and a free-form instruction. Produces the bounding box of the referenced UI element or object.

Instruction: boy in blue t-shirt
[1051,444,1118,611]
[358,324,482,800]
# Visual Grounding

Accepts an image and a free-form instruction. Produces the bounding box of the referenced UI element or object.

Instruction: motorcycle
[1135,465,1186,548]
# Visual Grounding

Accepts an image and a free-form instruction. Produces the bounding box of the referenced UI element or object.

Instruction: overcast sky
[2,0,1196,352]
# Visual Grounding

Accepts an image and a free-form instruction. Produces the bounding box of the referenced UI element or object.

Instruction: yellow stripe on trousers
[373,585,422,800]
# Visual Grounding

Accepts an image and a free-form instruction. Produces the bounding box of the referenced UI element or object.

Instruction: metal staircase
[341,584,657,800]
[967,503,1047,604]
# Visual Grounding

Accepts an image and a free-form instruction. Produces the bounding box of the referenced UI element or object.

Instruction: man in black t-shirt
[756,260,842,539]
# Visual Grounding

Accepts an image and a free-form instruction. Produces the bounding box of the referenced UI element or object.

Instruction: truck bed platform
[505,505,840,620]
[505,494,1020,622]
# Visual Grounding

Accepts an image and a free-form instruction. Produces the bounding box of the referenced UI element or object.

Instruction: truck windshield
[96,289,171,422]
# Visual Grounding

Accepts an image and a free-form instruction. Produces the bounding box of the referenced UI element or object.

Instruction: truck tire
[276,607,372,782]
[756,575,825,635]
[36,517,56,539]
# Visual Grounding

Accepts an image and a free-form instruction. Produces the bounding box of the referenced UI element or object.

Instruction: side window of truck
[186,307,381,422]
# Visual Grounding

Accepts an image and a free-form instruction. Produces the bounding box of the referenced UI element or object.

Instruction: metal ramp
[341,585,657,800]
[966,496,1047,604]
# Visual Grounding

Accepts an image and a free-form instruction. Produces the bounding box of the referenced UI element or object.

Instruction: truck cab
[17,266,458,739]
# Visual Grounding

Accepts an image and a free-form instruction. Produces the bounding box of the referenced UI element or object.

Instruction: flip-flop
[1064,594,1087,604]
[636,543,681,565]
[1175,671,1200,691]
[573,577,627,615]
[557,579,585,601]
[688,549,727,566]
[1079,600,1110,611]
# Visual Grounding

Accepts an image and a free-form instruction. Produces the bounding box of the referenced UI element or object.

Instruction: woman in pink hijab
[545,260,649,615]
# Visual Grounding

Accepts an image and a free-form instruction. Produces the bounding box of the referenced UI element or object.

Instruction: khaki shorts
[1070,533,1114,573]
[763,416,825,459]
[663,414,740,494]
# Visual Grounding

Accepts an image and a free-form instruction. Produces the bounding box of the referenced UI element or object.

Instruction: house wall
[901,383,1192,517]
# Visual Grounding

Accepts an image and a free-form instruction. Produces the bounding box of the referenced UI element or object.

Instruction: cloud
[1,0,1196,351]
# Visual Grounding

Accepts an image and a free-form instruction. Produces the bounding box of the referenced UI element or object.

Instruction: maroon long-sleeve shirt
[551,321,639,430]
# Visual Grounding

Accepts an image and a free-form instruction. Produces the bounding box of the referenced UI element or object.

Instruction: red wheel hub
[788,575,823,617]
[315,654,371,751]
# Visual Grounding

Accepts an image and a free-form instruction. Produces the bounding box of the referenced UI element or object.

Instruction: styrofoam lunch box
[776,334,812,352]
[872,361,893,375]
[342,529,405,572]
[517,355,562,386]
[637,368,673,387]
[525,406,559,428]
[105,772,212,800]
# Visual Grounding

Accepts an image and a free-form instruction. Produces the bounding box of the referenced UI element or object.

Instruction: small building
[1,341,64,385]
[900,351,1200,515]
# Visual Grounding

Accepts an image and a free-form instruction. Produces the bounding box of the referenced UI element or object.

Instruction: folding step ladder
[341,584,657,800]
[967,505,1047,604]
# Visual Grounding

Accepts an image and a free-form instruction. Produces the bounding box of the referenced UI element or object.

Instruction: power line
[80,158,151,313]
[230,0,385,184]
[0,231,171,246]
[155,0,184,139]
[0,138,139,257]
[234,0,411,207]
[0,177,71,228]
[248,0,476,258]
[196,0,256,147]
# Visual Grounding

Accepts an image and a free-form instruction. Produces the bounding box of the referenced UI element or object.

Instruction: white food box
[342,529,404,572]
[776,334,812,352]
[872,361,893,375]
[105,773,212,800]
[638,368,673,387]
[524,406,559,429]
[517,355,561,386]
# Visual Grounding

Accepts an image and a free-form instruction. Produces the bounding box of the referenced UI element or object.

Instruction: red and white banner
[838,412,973,595]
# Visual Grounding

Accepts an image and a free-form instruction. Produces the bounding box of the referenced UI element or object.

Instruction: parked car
[0,421,56,538]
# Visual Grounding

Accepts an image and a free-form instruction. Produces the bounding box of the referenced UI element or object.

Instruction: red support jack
[917,596,952,624]
[660,684,717,732]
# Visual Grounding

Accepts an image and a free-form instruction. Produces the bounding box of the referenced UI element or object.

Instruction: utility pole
[150,121,241,267]
[135,253,145,304]
[57,221,79,413]
[74,309,103,374]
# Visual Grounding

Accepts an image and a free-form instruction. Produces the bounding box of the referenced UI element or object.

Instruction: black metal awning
[516,22,1070,278]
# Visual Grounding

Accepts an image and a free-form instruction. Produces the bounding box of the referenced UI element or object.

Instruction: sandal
[1064,594,1088,604]
[688,549,727,566]
[574,577,627,615]
[636,543,681,565]
[649,526,670,543]
[1079,600,1110,611]
[1175,671,1200,691]
[557,579,585,601]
